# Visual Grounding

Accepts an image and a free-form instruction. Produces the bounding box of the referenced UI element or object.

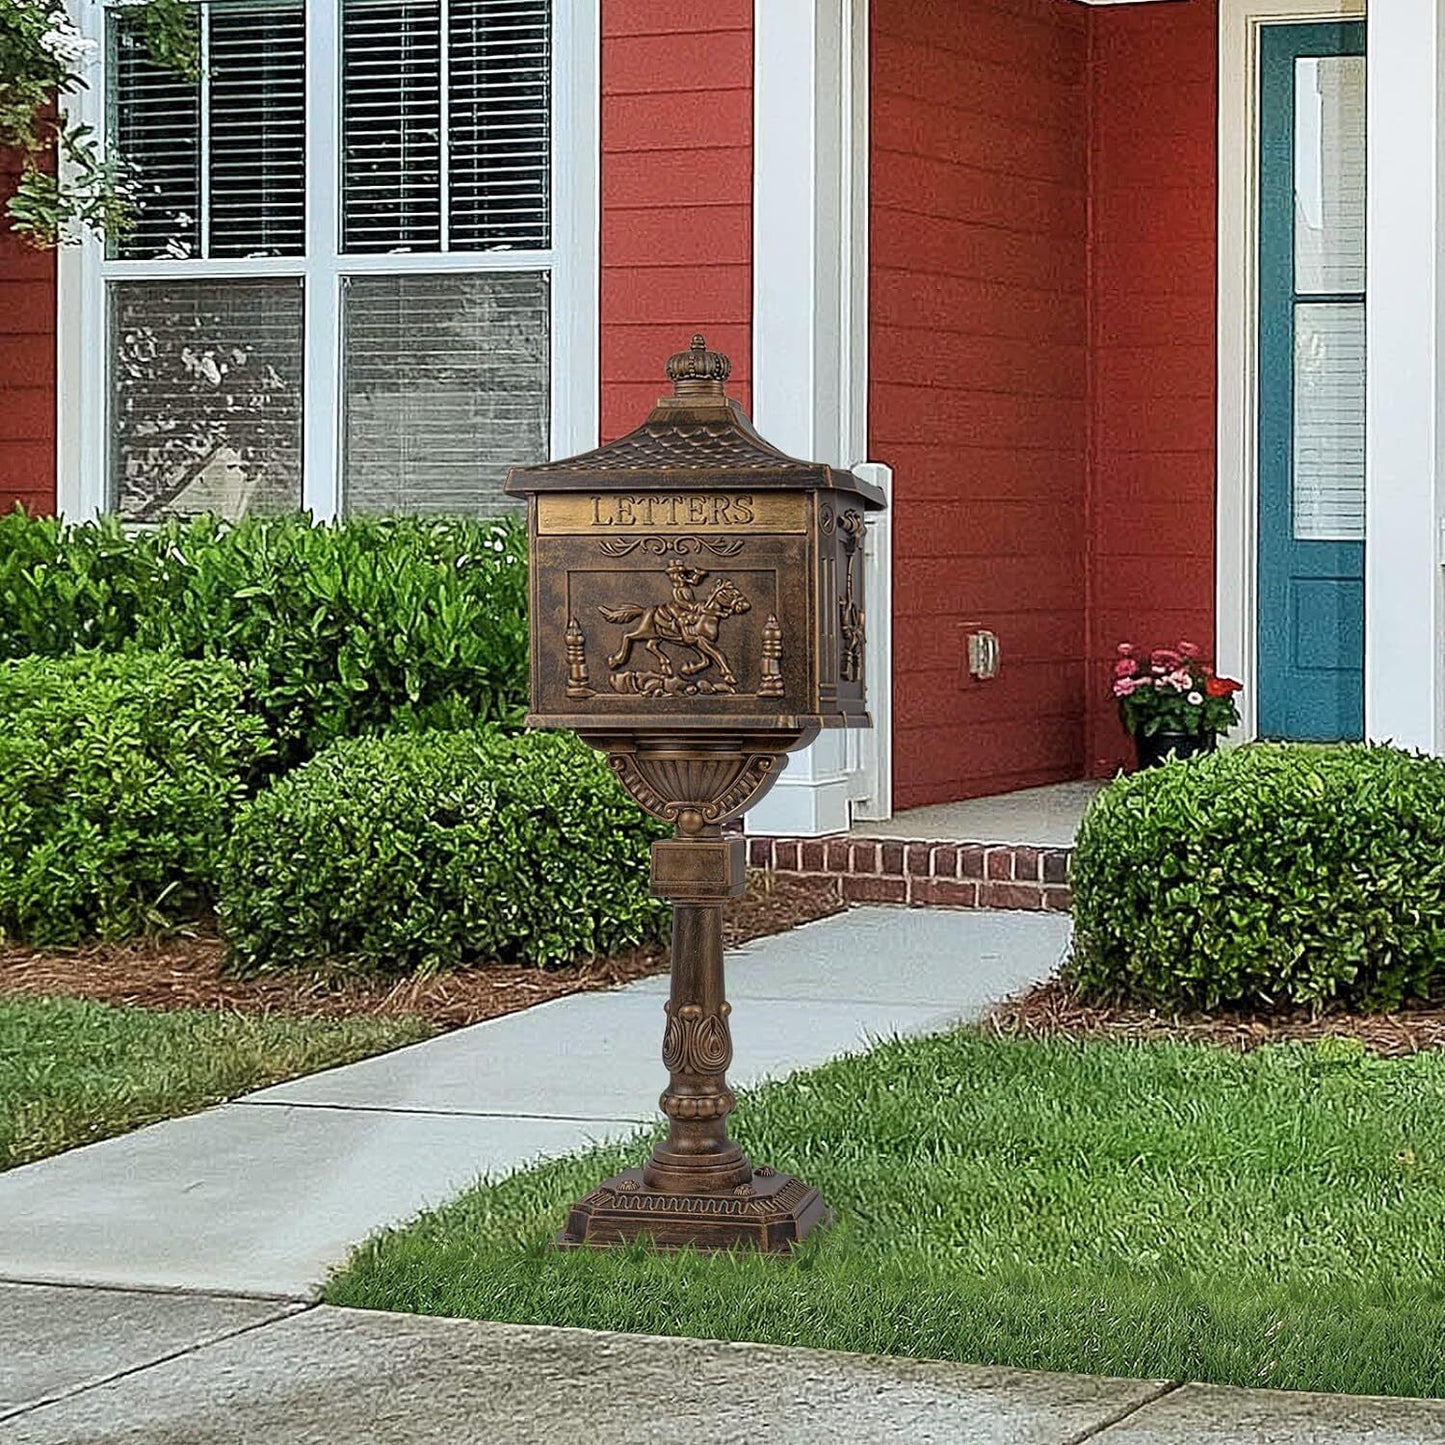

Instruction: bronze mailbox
[505,335,885,1251]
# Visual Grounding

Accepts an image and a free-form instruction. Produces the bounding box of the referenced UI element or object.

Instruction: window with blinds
[342,0,551,253]
[109,0,306,259]
[101,0,558,522]
[1292,54,1366,543]
[342,273,549,515]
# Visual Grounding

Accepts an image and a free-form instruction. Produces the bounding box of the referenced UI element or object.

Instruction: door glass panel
[1293,300,1365,541]
[1294,55,1366,294]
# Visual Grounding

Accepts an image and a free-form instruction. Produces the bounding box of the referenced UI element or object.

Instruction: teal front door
[1257,22,1366,740]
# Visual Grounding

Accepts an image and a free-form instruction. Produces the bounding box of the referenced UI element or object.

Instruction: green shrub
[0,510,161,658]
[0,509,529,768]
[219,729,670,975]
[1070,743,1445,1013]
[0,652,271,944]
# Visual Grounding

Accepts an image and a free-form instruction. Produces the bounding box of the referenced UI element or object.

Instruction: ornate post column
[645,828,750,1195]
[556,750,828,1251]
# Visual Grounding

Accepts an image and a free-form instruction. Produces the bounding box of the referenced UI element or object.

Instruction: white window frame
[57,0,599,521]
[1216,0,1366,738]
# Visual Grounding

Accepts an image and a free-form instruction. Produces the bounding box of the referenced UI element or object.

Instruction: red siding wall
[870,0,1090,811]
[1086,0,1219,775]
[0,3,1223,808]
[599,0,752,440]
[0,167,56,516]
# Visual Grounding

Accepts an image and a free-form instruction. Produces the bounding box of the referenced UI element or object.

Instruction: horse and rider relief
[598,561,756,697]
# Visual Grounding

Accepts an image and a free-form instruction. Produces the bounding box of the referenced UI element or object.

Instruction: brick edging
[748,835,1072,912]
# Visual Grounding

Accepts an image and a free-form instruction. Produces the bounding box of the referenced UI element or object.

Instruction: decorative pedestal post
[503,333,885,1253]
[558,825,829,1251]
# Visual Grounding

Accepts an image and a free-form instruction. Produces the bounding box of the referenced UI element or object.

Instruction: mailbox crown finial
[666,334,731,398]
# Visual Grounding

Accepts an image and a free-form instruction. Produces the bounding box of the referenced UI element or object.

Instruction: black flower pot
[1133,729,1217,770]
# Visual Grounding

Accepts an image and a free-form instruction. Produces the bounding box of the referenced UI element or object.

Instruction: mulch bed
[0,872,845,1032]
[989,975,1445,1057]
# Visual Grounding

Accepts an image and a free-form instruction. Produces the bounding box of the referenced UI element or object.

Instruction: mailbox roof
[504,335,886,508]
[505,398,885,506]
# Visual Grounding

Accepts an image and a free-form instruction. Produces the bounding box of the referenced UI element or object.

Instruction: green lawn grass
[328,1030,1445,1399]
[0,995,432,1169]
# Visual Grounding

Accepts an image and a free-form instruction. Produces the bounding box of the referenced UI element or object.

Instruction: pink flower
[1151,648,1182,670]
[1113,677,1140,697]
[1167,669,1193,691]
[1117,642,1135,657]
[1114,658,1139,678]
[1179,640,1202,660]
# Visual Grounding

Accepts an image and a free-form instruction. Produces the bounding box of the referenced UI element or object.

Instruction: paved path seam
[235,1099,651,1126]
[0,1274,303,1304]
[0,1300,313,1425]
[1062,1380,1187,1443]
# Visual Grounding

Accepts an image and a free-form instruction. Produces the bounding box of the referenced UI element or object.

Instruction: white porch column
[746,0,885,836]
[1365,0,1445,750]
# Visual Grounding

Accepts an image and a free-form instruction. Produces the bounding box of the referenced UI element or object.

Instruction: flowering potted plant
[1113,641,1242,769]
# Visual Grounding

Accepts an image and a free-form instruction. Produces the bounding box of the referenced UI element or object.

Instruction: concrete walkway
[0,908,1070,1298]
[857,780,1106,848]
[5,1293,1443,1443]
[3,904,1441,1442]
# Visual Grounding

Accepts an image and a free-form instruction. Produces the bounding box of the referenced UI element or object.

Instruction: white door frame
[747,0,890,836]
[1216,0,1366,741]
[1363,0,1445,751]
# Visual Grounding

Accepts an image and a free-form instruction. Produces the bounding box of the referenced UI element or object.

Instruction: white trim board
[1364,0,1445,751]
[56,0,599,522]
[1215,0,1366,740]
[746,0,887,836]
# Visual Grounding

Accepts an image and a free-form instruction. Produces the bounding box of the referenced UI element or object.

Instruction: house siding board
[870,0,1089,811]
[1086,0,1219,776]
[600,1,751,442]
[0,171,55,516]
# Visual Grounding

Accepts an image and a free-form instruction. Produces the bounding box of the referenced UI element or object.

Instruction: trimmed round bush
[219,729,670,975]
[0,651,271,944]
[1070,743,1445,1013]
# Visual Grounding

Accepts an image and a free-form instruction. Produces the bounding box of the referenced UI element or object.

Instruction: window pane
[109,1,306,260]
[1294,300,1365,542]
[110,12,201,259]
[1295,55,1366,295]
[209,0,307,257]
[449,0,551,250]
[341,0,550,253]
[342,272,549,515]
[111,279,305,521]
[342,0,444,252]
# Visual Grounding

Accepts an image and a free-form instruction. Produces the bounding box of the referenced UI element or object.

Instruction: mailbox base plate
[555,1165,829,1254]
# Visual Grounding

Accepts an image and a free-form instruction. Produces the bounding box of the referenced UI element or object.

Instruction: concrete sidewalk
[3,905,1442,1442]
[0,908,1070,1298]
[4,1290,1442,1443]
